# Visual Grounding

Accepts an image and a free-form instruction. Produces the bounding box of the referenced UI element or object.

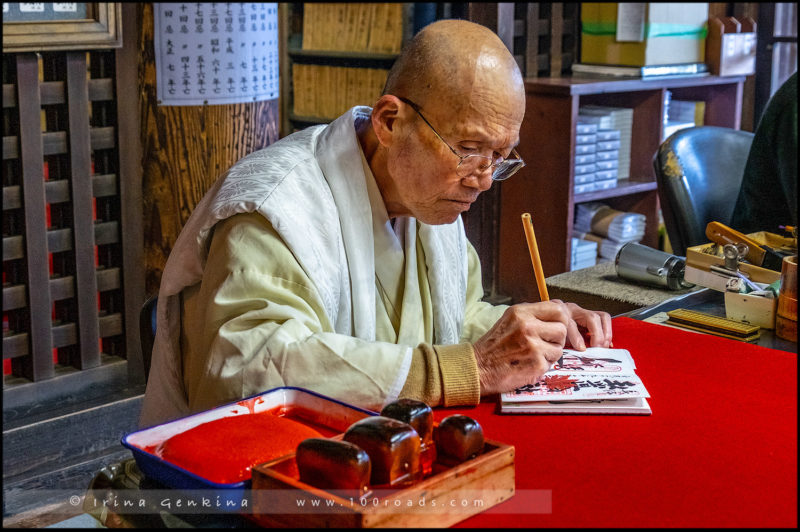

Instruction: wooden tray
[249,438,515,528]
[686,231,793,284]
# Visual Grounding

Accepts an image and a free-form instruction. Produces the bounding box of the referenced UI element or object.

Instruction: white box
[597,129,621,142]
[724,292,778,330]
[597,139,621,151]
[596,169,619,181]
[596,159,619,171]
[595,149,619,161]
[593,178,618,190]
[576,122,598,135]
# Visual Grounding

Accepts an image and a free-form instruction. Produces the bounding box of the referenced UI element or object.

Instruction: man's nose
[460,169,493,191]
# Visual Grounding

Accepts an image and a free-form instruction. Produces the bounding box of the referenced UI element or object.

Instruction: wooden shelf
[525,74,747,96]
[278,3,413,136]
[497,74,745,304]
[574,179,657,203]
[288,47,399,62]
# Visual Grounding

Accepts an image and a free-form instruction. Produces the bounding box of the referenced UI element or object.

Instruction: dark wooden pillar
[465,3,517,304]
[138,3,281,295]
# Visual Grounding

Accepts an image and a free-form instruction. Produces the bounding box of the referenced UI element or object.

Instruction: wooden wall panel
[3,48,132,391]
[14,54,54,381]
[66,51,101,369]
[138,4,281,295]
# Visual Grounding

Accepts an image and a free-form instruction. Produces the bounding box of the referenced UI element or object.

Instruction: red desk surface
[442,317,797,528]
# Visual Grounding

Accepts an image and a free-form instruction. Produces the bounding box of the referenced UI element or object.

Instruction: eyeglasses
[397,97,525,181]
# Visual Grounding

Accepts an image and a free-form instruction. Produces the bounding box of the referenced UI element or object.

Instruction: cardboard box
[581,3,709,66]
[706,16,757,76]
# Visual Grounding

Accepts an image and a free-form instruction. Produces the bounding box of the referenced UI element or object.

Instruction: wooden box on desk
[250,439,515,528]
[724,291,777,329]
[685,231,793,290]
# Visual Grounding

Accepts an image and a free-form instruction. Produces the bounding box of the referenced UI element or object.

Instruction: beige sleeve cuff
[435,342,481,407]
[399,342,480,407]
[399,344,442,407]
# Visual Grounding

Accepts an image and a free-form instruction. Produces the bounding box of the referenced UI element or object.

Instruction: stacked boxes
[574,121,598,195]
[570,237,599,271]
[579,105,633,180]
[574,108,629,194]
[580,3,709,67]
[594,128,621,190]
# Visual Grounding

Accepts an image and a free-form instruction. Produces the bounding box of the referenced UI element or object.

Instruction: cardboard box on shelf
[581,3,709,67]
[706,16,756,76]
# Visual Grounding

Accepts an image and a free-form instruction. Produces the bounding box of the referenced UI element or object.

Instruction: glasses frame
[397,97,525,181]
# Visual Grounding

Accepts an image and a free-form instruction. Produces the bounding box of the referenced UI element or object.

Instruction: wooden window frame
[3,3,122,52]
[754,3,797,124]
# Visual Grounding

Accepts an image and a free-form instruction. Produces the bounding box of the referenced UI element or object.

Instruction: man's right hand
[472,300,611,395]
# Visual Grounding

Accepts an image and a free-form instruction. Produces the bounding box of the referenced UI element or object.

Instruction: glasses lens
[491,160,524,181]
[456,155,493,177]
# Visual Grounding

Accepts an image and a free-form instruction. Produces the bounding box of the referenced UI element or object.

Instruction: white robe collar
[139,107,467,427]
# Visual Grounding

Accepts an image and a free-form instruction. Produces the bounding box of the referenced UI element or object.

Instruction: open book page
[500,347,650,403]
[548,347,636,374]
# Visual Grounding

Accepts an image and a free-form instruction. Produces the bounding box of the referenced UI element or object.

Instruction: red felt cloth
[438,317,797,528]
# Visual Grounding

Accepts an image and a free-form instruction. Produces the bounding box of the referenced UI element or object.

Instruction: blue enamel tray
[121,386,376,509]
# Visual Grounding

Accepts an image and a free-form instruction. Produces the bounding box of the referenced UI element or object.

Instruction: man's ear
[371,95,404,147]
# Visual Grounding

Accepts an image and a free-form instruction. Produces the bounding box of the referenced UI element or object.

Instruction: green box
[581,3,708,66]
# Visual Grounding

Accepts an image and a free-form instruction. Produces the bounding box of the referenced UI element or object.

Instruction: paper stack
[574,202,646,261]
[570,237,599,271]
[500,347,651,415]
[663,93,706,139]
[578,105,633,180]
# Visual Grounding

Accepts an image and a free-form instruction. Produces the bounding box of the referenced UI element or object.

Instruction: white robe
[138,107,469,428]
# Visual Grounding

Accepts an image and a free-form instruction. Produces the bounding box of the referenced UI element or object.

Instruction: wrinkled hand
[472,300,612,395]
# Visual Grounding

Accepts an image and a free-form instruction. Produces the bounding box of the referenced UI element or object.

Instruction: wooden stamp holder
[249,434,515,528]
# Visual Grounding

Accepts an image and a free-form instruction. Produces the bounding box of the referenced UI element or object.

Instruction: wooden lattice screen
[514,3,580,78]
[2,50,136,403]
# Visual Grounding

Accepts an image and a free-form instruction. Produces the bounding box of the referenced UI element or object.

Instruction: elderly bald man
[139,20,612,428]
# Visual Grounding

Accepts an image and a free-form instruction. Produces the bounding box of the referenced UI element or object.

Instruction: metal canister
[615,242,695,290]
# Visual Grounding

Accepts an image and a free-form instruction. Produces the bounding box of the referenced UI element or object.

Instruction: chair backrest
[139,295,157,384]
[653,126,755,256]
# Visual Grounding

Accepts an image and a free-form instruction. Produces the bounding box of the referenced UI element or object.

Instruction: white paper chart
[153,3,279,106]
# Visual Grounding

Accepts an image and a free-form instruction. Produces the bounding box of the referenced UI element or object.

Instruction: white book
[501,397,651,415]
[499,348,651,415]
[501,373,649,401]
[570,260,597,271]
[664,120,695,139]
[571,62,708,78]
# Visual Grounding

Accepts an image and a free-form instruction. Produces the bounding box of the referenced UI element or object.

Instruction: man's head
[363,19,526,225]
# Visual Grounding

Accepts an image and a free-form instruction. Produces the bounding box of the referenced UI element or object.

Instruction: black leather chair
[139,295,157,384]
[653,126,755,257]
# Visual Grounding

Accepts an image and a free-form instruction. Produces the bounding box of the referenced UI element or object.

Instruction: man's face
[385,97,523,225]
